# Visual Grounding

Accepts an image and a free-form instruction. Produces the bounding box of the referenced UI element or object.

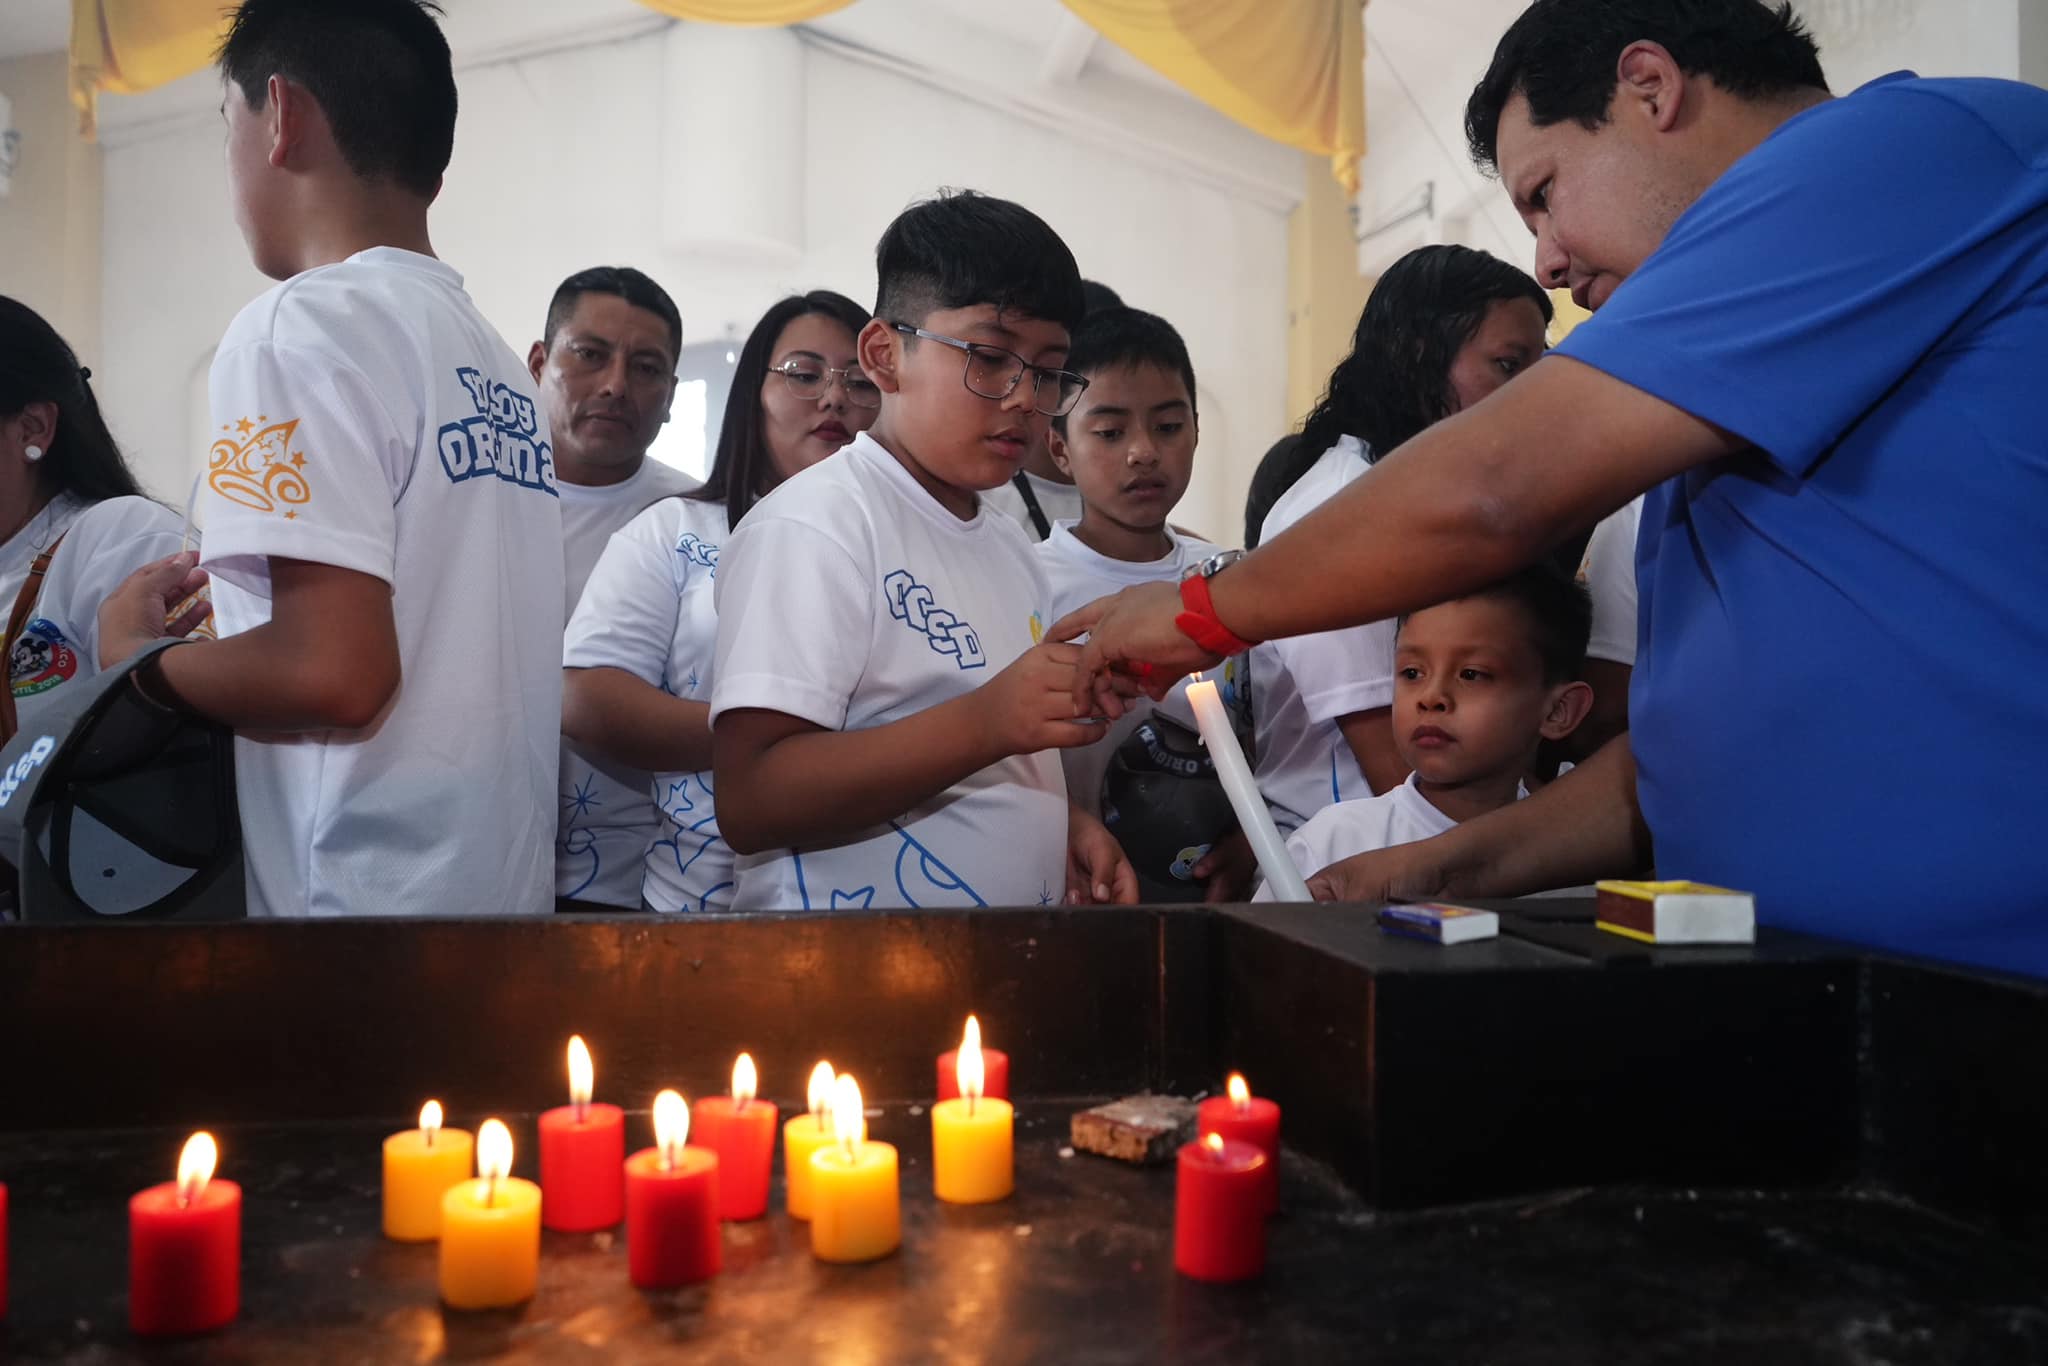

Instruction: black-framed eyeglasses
[768,354,882,409]
[889,323,1090,417]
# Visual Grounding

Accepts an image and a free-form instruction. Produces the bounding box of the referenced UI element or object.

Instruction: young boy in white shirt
[709,190,1136,910]
[1033,306,1253,900]
[1254,565,1593,899]
[95,0,563,918]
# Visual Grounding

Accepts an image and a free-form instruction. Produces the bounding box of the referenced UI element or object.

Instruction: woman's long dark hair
[0,297,147,505]
[690,290,872,532]
[1247,246,1551,543]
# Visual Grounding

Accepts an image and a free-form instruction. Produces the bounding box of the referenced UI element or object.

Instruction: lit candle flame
[419,1099,443,1147]
[176,1131,217,1208]
[654,1089,688,1172]
[567,1034,594,1119]
[733,1052,758,1110]
[1203,1131,1225,1156]
[478,1118,512,1208]
[1227,1073,1251,1114]
[832,1073,865,1162]
[957,1014,986,1115]
[807,1061,836,1129]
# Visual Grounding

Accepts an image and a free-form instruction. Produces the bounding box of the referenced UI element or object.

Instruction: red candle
[624,1090,722,1288]
[539,1034,626,1232]
[936,1015,1009,1102]
[1196,1074,1281,1211]
[690,1052,778,1221]
[130,1132,241,1336]
[1174,1133,1267,1283]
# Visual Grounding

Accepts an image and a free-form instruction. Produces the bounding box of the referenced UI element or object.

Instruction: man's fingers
[166,600,214,639]
[1047,597,1111,644]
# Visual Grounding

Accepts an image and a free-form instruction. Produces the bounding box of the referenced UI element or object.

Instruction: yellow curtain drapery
[1058,0,1365,191]
[67,0,1363,188]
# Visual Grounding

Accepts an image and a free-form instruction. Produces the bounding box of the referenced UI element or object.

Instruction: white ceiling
[0,0,69,63]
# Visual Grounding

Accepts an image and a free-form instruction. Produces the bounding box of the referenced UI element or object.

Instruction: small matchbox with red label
[1595,880,1756,944]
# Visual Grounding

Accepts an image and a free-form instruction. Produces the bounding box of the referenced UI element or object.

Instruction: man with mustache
[529,266,696,908]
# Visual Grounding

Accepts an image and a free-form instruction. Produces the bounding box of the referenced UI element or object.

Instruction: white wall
[0,52,103,371]
[94,23,1291,541]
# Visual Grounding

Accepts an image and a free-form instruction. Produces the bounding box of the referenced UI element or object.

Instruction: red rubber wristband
[1176,573,1259,655]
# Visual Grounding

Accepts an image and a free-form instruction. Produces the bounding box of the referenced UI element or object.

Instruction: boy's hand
[1192,829,1258,904]
[98,552,212,671]
[976,642,1109,758]
[1065,806,1138,905]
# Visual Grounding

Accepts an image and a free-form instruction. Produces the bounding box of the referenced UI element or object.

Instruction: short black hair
[1400,562,1594,685]
[1464,0,1827,175]
[1052,307,1198,434]
[1081,279,1125,317]
[1466,0,1835,174]
[543,266,683,359]
[219,0,457,197]
[874,189,1085,333]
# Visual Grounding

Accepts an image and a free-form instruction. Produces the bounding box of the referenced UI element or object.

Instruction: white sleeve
[1271,615,1398,722]
[199,339,405,596]
[1580,498,1643,666]
[45,498,187,667]
[710,514,873,729]
[564,506,684,685]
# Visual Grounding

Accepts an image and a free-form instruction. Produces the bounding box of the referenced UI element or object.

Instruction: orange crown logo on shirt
[209,415,313,518]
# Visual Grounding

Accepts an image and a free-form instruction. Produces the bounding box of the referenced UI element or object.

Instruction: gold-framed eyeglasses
[768,354,881,408]
[889,323,1089,417]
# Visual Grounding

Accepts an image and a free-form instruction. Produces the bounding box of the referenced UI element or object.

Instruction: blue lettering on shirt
[883,568,985,669]
[437,366,558,496]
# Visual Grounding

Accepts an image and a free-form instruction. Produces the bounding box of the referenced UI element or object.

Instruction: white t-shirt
[1250,436,1390,831]
[982,470,1085,541]
[1251,773,1528,901]
[2,494,192,731]
[1036,519,1222,815]
[710,432,1068,909]
[202,246,564,919]
[564,495,732,913]
[556,459,699,907]
[1579,496,1643,667]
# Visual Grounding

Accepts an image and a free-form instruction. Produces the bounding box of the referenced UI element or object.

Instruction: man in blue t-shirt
[1054,0,2048,976]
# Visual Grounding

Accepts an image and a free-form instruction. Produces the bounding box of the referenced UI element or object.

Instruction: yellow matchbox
[1594,880,1756,945]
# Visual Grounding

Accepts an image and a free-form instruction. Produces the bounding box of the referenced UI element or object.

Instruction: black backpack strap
[1010,473,1052,540]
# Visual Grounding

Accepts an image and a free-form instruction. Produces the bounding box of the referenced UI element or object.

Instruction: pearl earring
[23,445,43,463]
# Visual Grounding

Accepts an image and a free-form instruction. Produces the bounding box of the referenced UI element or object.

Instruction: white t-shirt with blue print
[710,432,1068,910]
[563,494,733,913]
[1249,436,1392,832]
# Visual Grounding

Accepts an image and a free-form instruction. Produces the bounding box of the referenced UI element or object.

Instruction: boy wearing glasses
[708,190,1136,909]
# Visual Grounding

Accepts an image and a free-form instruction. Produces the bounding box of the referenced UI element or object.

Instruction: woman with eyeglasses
[560,289,876,912]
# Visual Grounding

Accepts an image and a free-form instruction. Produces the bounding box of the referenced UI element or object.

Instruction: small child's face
[870,303,1072,494]
[1049,363,1196,537]
[1391,597,1570,788]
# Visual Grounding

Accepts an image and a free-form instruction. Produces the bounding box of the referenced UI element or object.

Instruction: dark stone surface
[4,1112,2047,1365]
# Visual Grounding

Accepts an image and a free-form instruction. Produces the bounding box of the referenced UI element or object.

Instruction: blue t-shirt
[1557,73,2048,977]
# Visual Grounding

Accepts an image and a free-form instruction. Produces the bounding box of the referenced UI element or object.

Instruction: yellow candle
[783,1061,838,1221]
[807,1074,899,1263]
[932,1026,1013,1204]
[439,1119,542,1309]
[383,1100,475,1241]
